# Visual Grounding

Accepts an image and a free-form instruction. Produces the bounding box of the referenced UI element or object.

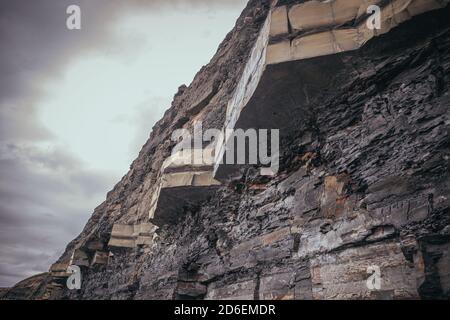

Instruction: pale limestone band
[267,0,448,64]
[108,223,157,249]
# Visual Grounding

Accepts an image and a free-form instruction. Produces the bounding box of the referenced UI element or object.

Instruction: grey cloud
[0,0,247,143]
[0,144,116,286]
[0,0,245,102]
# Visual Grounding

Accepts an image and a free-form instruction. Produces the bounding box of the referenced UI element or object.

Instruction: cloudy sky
[0,0,247,287]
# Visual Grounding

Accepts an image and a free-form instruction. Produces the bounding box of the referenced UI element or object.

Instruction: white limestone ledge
[49,262,70,279]
[267,0,448,64]
[108,223,157,249]
[52,246,111,276]
[148,149,221,227]
[105,149,220,249]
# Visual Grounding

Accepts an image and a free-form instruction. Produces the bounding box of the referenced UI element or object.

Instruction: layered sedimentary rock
[49,263,70,279]
[268,0,447,63]
[70,249,90,267]
[4,0,450,300]
[91,252,109,266]
[214,0,449,179]
[0,273,48,300]
[109,223,156,249]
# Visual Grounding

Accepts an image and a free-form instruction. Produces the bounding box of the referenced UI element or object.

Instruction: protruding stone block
[149,149,221,226]
[288,0,383,32]
[49,263,70,278]
[91,251,109,266]
[108,237,136,249]
[108,223,157,249]
[266,40,290,65]
[270,5,288,37]
[69,249,90,267]
[149,171,221,226]
[275,0,447,64]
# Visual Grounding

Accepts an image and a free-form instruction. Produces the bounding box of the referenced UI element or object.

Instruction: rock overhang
[49,263,70,279]
[108,223,157,250]
[102,0,448,241]
[145,0,449,225]
[148,148,221,227]
[267,0,448,64]
[212,0,448,181]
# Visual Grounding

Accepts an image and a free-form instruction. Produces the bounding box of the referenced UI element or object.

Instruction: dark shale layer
[4,2,450,300]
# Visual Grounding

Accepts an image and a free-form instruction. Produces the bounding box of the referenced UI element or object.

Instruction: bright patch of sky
[38,6,243,177]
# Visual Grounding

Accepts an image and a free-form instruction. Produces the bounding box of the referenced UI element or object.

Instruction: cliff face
[4,0,450,300]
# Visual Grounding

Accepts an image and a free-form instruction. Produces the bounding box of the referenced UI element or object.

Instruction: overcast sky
[0,0,247,287]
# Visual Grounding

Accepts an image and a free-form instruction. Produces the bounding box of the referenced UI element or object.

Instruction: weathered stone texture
[4,1,450,300]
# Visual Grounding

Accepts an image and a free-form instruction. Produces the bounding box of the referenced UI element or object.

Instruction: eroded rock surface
[4,0,450,300]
